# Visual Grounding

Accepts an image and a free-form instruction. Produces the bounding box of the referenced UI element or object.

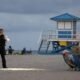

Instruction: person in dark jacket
[8,45,14,55]
[0,28,7,68]
[21,48,26,55]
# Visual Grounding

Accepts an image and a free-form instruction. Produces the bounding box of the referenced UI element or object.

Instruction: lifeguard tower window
[58,22,64,29]
[58,31,72,38]
[65,22,72,29]
[58,22,72,29]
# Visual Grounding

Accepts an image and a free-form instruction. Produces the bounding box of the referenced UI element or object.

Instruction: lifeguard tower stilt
[38,13,80,54]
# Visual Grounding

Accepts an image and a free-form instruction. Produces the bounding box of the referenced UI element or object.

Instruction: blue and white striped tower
[50,13,80,39]
[38,13,80,54]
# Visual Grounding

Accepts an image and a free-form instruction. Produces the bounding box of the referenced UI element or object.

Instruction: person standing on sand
[0,28,10,68]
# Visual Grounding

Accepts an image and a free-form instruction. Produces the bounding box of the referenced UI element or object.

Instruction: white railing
[41,31,80,41]
[48,34,80,41]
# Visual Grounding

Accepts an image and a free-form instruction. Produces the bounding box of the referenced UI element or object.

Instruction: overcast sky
[0,0,80,14]
[0,0,80,32]
[0,0,80,50]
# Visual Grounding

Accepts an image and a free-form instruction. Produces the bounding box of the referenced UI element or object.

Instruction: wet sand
[0,55,80,80]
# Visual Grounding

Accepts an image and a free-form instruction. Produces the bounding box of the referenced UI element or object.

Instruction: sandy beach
[0,55,80,80]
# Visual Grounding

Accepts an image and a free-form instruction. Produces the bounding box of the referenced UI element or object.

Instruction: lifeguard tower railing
[41,30,80,41]
[38,30,80,54]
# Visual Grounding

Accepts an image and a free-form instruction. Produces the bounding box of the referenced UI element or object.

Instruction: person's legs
[1,54,7,68]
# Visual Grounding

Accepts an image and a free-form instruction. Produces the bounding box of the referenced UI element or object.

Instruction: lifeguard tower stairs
[38,13,80,54]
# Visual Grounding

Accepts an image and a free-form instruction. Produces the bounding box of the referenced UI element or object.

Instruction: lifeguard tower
[38,13,80,54]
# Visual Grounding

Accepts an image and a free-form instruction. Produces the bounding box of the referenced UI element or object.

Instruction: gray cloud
[0,0,80,14]
[0,0,80,32]
[0,13,55,32]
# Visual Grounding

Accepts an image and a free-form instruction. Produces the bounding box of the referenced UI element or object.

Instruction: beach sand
[0,55,79,80]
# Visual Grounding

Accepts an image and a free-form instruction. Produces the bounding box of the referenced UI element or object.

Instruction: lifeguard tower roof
[50,13,80,21]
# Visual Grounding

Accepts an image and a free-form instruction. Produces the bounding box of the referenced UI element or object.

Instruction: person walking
[0,28,8,68]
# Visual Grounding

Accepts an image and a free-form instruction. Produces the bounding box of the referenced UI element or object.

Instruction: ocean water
[6,49,60,55]
[32,50,61,55]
